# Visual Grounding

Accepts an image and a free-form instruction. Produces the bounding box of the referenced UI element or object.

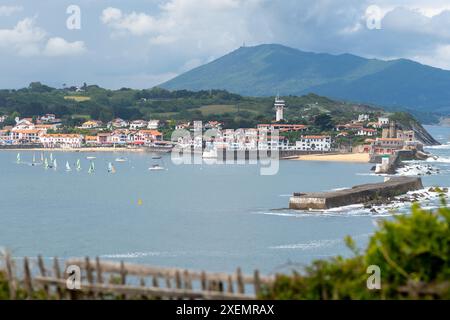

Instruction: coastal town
[0,96,425,160]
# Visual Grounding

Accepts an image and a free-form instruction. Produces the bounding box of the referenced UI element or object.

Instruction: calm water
[1,125,449,275]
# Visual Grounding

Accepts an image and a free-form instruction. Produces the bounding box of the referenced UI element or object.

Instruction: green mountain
[161,44,450,116]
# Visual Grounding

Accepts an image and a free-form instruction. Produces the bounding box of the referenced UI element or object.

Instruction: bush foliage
[260,201,450,299]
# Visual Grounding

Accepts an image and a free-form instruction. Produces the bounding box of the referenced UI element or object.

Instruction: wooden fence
[0,252,273,300]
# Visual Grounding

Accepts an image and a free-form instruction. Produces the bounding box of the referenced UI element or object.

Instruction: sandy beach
[293,153,370,163]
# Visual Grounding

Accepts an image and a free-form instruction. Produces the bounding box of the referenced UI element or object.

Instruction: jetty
[289,177,423,210]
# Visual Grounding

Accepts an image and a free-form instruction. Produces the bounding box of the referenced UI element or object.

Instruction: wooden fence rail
[0,253,274,300]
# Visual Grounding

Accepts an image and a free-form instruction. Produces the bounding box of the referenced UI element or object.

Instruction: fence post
[201,271,207,291]
[227,275,234,294]
[52,257,63,300]
[120,261,127,300]
[4,252,17,299]
[37,255,49,299]
[85,257,95,299]
[236,267,244,294]
[254,269,261,296]
[23,257,33,299]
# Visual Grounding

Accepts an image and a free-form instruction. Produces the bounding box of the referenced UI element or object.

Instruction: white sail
[88,161,95,174]
[76,159,81,171]
[16,153,20,163]
[66,161,71,171]
[108,162,116,173]
[50,153,53,162]
[44,158,49,169]
[41,153,44,162]
[32,153,36,163]
[53,159,57,169]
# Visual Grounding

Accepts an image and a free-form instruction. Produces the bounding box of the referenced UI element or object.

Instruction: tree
[314,113,334,131]
[260,199,450,300]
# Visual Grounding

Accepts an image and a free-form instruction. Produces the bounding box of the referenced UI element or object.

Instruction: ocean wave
[426,156,450,164]
[269,239,341,250]
[100,251,167,259]
[425,143,450,150]
[259,188,449,218]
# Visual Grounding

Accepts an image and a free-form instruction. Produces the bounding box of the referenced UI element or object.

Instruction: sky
[1,0,450,89]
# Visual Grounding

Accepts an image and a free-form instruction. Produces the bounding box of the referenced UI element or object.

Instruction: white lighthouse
[274,95,285,122]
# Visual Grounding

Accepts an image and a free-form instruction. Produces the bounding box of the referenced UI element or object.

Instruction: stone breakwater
[289,177,423,210]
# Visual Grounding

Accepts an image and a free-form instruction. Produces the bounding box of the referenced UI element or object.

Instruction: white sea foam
[100,251,165,259]
[425,143,450,150]
[426,156,450,163]
[270,239,341,250]
[329,187,350,191]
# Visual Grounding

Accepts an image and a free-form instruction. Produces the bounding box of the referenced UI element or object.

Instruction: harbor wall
[289,177,423,210]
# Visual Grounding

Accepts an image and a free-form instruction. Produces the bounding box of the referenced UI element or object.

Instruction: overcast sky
[1,0,450,89]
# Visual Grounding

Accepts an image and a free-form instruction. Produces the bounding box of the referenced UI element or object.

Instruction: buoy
[137,199,143,206]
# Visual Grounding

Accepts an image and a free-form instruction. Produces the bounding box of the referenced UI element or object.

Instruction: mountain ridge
[161,44,450,116]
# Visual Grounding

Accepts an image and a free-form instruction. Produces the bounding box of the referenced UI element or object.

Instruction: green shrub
[260,201,450,299]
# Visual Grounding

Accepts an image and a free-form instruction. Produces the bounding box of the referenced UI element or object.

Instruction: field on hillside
[64,96,91,102]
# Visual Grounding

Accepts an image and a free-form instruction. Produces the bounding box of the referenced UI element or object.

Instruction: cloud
[0,18,46,56]
[43,37,87,57]
[0,5,23,16]
[0,17,86,57]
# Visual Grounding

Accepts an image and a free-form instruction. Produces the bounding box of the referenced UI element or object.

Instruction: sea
[0,125,449,275]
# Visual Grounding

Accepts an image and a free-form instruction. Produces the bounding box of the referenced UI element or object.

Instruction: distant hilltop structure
[274,95,286,122]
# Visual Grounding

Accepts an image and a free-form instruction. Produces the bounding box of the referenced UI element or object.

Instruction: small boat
[31,153,41,166]
[108,162,116,174]
[16,153,21,164]
[86,156,96,160]
[152,155,162,160]
[88,161,95,174]
[148,164,165,171]
[76,159,81,171]
[66,161,72,172]
[202,148,217,159]
[115,157,127,162]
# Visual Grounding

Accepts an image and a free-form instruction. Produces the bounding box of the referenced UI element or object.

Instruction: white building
[378,117,390,126]
[108,118,129,129]
[130,120,148,130]
[40,114,56,123]
[147,120,160,129]
[295,135,331,151]
[80,120,103,129]
[358,114,370,122]
[40,134,83,148]
[357,128,377,136]
[274,96,285,122]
